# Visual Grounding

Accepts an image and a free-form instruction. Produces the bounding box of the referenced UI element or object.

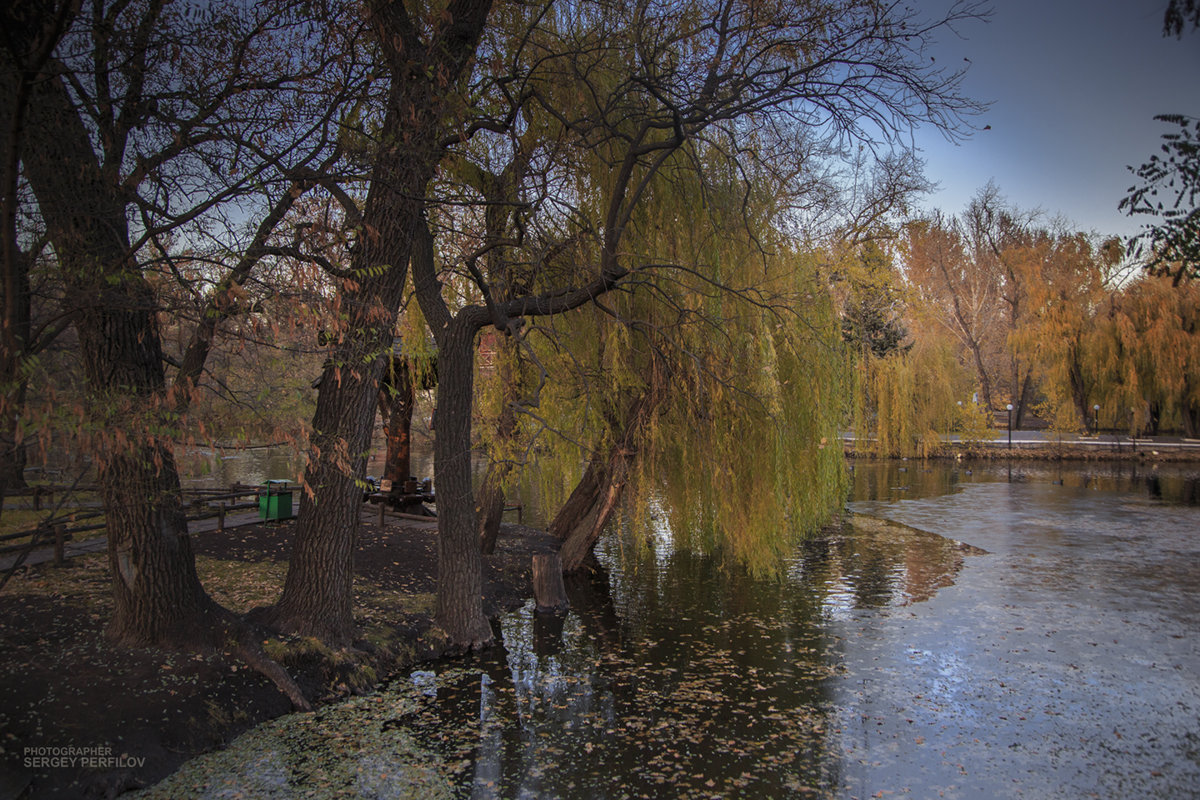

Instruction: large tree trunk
[17,60,221,647]
[265,120,416,645]
[99,440,220,645]
[549,386,660,573]
[475,465,507,553]
[379,355,415,491]
[550,445,637,573]
[430,317,493,648]
[265,354,383,645]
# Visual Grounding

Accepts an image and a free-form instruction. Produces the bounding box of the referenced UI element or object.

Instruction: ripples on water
[145,459,1200,799]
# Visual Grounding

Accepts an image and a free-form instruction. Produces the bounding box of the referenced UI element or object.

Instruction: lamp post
[1006,403,1013,450]
[1093,404,1100,436]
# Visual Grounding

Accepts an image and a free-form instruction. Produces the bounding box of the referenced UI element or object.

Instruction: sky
[909,0,1200,237]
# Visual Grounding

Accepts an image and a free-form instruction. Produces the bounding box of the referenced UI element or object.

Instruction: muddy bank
[0,516,556,799]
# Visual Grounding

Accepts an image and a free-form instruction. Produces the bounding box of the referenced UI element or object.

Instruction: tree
[1012,233,1120,430]
[839,241,912,360]
[4,0,361,678]
[258,0,982,650]
[902,210,1001,412]
[1120,2,1199,281]
[1121,114,1200,282]
[904,186,1068,429]
[1165,0,1200,35]
[264,0,496,647]
[406,0,982,646]
[0,0,77,513]
[1093,274,1200,436]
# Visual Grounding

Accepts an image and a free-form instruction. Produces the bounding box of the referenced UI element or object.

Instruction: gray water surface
[146,460,1200,799]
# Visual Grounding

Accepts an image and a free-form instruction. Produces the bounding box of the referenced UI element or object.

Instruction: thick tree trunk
[100,443,219,644]
[18,63,221,647]
[265,187,412,644]
[549,387,660,573]
[430,318,493,648]
[379,355,415,490]
[265,355,382,644]
[551,444,637,573]
[476,467,507,554]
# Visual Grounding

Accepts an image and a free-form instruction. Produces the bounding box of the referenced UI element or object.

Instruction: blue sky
[910,0,1200,237]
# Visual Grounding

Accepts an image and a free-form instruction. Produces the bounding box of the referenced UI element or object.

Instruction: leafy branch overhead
[1120,1,1199,282]
[1121,114,1200,282]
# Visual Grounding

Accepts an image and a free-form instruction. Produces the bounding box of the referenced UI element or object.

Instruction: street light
[1006,403,1013,450]
[1093,404,1100,436]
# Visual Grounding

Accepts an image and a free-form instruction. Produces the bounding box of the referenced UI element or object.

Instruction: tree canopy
[5,0,995,656]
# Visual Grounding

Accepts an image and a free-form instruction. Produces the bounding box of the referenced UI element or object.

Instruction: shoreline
[0,517,553,799]
[844,440,1200,463]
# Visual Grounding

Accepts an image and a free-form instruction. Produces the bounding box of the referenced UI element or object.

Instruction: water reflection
[391,512,976,799]
[847,457,1200,506]
[791,516,986,613]
[144,459,1200,799]
[176,445,304,488]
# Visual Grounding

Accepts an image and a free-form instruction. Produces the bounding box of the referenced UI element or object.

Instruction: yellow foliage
[485,137,851,575]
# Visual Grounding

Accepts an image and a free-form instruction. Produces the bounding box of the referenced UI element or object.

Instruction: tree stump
[532,553,569,613]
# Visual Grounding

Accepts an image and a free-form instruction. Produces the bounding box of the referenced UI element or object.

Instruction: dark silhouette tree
[1121,1,1199,281]
[2,0,364,703]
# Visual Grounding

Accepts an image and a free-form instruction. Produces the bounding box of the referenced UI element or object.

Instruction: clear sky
[910,0,1200,237]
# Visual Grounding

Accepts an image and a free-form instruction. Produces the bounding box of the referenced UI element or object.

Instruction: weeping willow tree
[838,241,987,458]
[400,0,982,646]
[1007,232,1120,433]
[1090,273,1200,436]
[480,134,888,575]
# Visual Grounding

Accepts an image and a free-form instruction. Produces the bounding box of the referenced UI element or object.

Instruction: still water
[148,459,1200,799]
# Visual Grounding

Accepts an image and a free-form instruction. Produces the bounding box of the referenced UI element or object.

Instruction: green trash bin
[259,480,293,520]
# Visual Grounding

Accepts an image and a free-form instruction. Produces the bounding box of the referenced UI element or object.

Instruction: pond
[146,459,1200,799]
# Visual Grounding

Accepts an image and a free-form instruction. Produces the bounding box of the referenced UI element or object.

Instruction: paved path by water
[844,430,1200,452]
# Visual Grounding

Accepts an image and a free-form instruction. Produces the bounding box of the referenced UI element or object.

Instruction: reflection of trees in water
[851,457,1200,508]
[405,517,977,797]
[791,515,977,609]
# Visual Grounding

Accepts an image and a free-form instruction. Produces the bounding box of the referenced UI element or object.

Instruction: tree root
[232,636,313,712]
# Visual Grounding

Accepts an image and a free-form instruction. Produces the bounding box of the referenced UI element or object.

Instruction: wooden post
[532,553,569,613]
[53,524,66,566]
[217,503,226,532]
[378,500,385,527]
